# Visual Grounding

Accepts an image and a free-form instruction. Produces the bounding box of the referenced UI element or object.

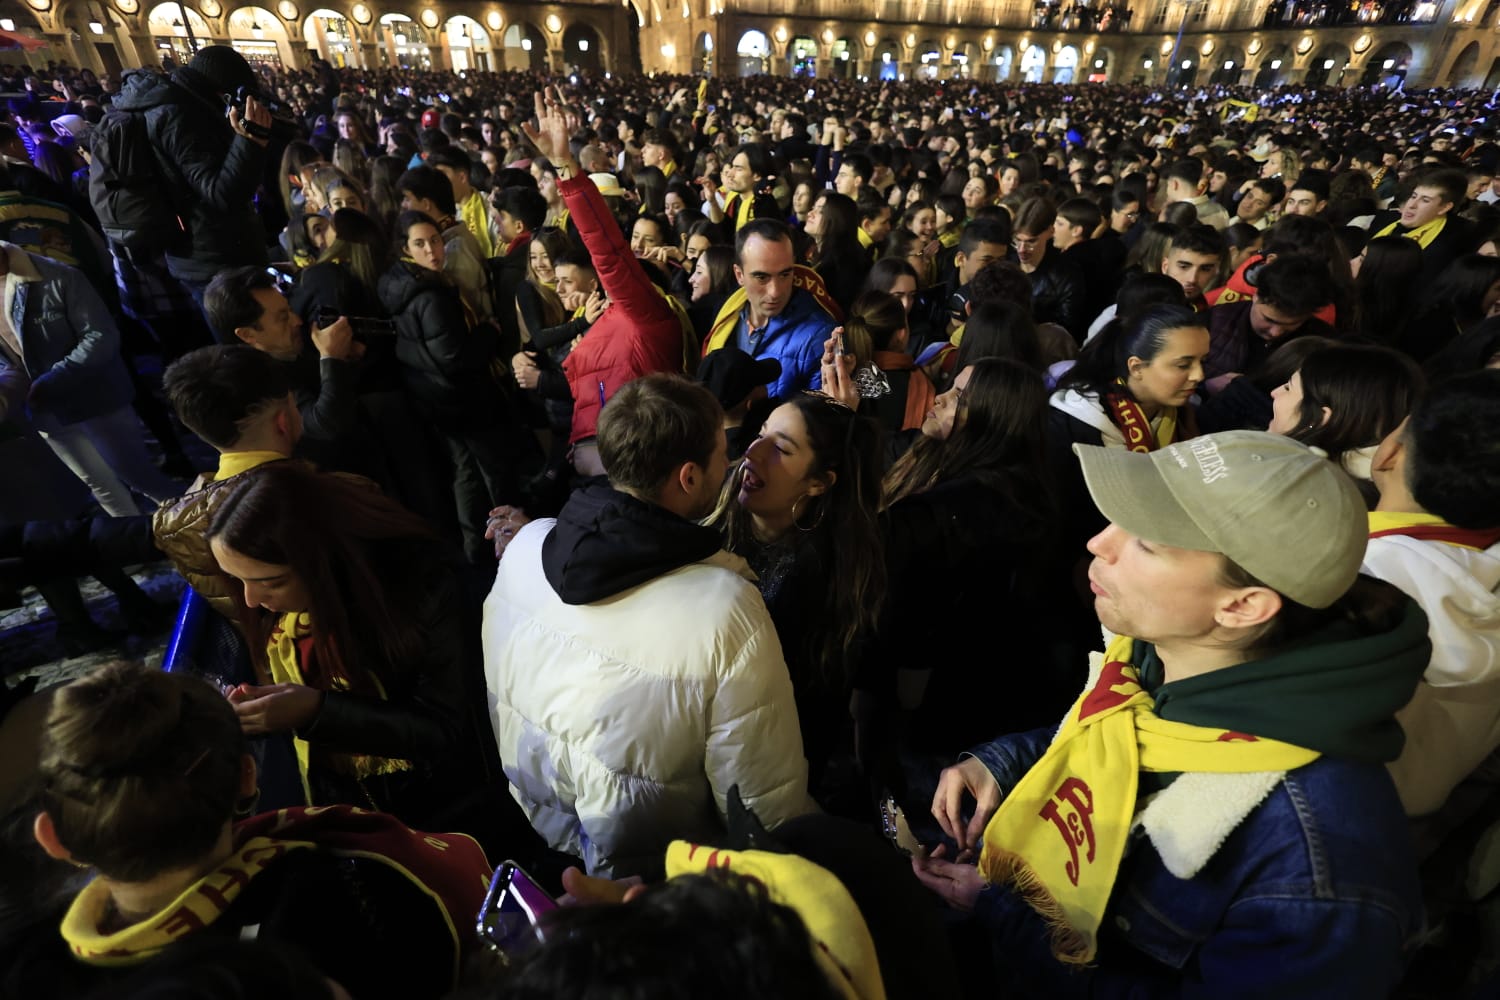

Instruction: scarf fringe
[982,848,1094,966]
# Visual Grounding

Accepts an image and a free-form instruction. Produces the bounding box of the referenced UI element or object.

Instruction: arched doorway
[954,40,979,78]
[1362,40,1410,86]
[1168,54,1199,86]
[788,35,817,76]
[503,21,546,71]
[916,38,941,79]
[380,14,431,69]
[304,9,356,67]
[1309,42,1351,86]
[736,28,768,76]
[693,30,712,74]
[562,22,601,73]
[1021,43,1046,82]
[1449,41,1480,87]
[1087,48,1112,82]
[1254,43,1289,86]
[1210,44,1244,84]
[876,37,900,80]
[147,2,211,63]
[993,44,1014,81]
[830,37,853,79]
[443,15,490,71]
[1053,44,1079,83]
[228,5,292,69]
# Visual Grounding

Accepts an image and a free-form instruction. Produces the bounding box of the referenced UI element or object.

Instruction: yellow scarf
[978,635,1318,964]
[1369,510,1500,551]
[666,841,885,1000]
[62,836,314,966]
[938,229,960,249]
[703,265,842,355]
[856,226,874,250]
[458,190,496,259]
[266,611,412,805]
[1373,214,1446,249]
[212,450,284,482]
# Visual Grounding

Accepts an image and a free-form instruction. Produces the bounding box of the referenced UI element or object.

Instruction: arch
[954,40,979,78]
[914,37,941,79]
[1052,43,1079,83]
[1210,43,1244,84]
[736,27,768,76]
[1169,52,1199,86]
[830,36,853,78]
[562,22,602,73]
[303,8,355,66]
[1447,40,1480,87]
[876,36,900,80]
[993,43,1014,82]
[1362,39,1411,86]
[227,5,292,68]
[788,34,817,76]
[693,30,712,74]
[1309,42,1351,86]
[147,2,212,63]
[1254,42,1290,87]
[1088,46,1114,82]
[1021,44,1046,82]
[503,21,546,70]
[442,15,490,71]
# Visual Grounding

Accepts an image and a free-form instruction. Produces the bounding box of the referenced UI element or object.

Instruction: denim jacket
[964,730,1424,998]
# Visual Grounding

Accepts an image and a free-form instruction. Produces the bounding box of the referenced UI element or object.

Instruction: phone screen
[476,862,558,955]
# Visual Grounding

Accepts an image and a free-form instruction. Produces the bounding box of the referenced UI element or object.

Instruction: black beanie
[187,45,257,97]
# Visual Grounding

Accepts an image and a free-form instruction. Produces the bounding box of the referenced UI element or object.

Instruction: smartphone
[476,861,558,956]
[879,795,924,857]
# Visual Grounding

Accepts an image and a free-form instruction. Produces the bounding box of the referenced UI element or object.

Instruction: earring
[791,494,827,532]
[233,787,262,820]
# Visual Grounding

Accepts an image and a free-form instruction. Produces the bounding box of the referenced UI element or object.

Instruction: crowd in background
[0,45,1496,998]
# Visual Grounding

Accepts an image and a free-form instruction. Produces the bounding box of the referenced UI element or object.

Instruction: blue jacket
[0,245,132,426]
[738,284,838,399]
[963,724,1424,997]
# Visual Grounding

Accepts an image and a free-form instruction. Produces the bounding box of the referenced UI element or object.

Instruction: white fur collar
[1074,648,1286,879]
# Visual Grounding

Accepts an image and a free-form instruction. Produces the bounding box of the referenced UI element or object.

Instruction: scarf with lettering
[1373,214,1447,249]
[266,612,412,805]
[61,805,490,979]
[1102,379,1196,452]
[979,635,1319,964]
[1368,511,1500,551]
[703,264,843,356]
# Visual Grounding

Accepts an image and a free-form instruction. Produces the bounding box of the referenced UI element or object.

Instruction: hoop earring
[233,787,262,820]
[791,494,827,532]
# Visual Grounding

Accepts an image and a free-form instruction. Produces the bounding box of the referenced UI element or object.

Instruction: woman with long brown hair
[206,461,489,825]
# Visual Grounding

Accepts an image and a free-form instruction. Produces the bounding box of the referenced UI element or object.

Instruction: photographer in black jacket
[110,45,274,326]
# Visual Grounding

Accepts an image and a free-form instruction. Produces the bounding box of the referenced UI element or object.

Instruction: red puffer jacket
[559,173,687,442]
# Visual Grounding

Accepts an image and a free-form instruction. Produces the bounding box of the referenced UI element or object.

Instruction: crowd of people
[0,43,1498,998]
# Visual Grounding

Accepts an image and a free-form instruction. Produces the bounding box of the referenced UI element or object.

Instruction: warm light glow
[822,28,833,44]
[1181,58,1191,68]
[903,31,914,47]
[1383,58,1395,68]
[485,10,501,30]
[1270,59,1281,68]
[88,19,104,32]
[1223,60,1233,69]
[521,37,532,50]
[864,29,875,46]
[1143,58,1153,68]
[1323,58,1334,68]
[1200,39,1214,56]
[1160,38,1173,54]
[545,13,561,32]
[1247,38,1262,55]
[578,38,588,50]
[661,41,675,57]
[0,18,14,30]
[351,3,371,23]
[419,7,438,28]
[981,35,992,51]
[775,25,788,43]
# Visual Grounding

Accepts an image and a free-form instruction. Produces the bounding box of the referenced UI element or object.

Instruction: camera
[230,86,298,142]
[316,306,396,340]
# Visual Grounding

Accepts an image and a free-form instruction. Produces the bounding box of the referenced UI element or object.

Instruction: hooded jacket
[963,604,1430,998]
[482,484,815,877]
[110,68,268,281]
[1366,532,1500,816]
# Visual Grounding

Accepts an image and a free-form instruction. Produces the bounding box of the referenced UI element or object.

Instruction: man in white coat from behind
[483,373,814,878]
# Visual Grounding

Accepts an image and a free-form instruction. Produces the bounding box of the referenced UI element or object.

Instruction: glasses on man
[1012,228,1052,251]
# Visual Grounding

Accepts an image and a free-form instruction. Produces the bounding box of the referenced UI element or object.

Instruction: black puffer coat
[377,260,500,429]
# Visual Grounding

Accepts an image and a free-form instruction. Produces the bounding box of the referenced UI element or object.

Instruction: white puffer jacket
[483,514,814,877]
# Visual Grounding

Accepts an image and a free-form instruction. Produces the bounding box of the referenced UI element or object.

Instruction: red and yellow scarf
[1368,511,1500,551]
[62,805,491,984]
[703,265,843,357]
[979,635,1318,964]
[1103,379,1196,453]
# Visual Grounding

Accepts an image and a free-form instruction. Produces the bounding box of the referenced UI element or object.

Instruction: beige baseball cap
[1073,431,1368,609]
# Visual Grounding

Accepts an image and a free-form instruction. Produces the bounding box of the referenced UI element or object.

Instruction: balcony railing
[724,0,1439,29]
